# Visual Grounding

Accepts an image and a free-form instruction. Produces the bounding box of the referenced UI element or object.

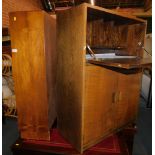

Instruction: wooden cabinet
[9,11,56,140]
[56,3,150,153]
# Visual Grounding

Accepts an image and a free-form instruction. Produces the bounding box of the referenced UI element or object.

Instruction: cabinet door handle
[118,91,122,102]
[112,92,117,103]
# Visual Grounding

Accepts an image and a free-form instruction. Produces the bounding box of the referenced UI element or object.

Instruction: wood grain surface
[9,11,56,140]
[56,4,86,153]
[83,64,142,150]
[115,72,142,128]
[86,20,146,57]
[84,64,117,148]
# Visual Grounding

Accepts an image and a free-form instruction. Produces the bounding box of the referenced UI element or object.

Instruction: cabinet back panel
[84,65,117,146]
[87,19,146,57]
[87,20,125,48]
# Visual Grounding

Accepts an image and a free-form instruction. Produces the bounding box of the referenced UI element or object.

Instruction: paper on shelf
[86,53,137,60]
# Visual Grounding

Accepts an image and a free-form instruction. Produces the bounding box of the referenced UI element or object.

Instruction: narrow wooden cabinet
[9,11,56,140]
[56,3,150,153]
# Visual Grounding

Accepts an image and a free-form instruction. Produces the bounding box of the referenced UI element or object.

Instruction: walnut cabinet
[9,11,56,140]
[56,3,150,153]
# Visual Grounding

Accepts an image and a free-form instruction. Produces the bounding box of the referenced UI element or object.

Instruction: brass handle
[118,91,122,102]
[112,92,122,103]
[112,92,117,103]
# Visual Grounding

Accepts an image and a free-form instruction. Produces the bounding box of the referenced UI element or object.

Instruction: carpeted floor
[2,98,152,155]
[132,98,152,155]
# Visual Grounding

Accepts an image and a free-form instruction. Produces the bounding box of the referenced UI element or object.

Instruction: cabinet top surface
[9,10,55,17]
[64,3,146,24]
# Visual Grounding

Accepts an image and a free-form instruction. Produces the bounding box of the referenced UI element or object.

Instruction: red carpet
[24,129,121,154]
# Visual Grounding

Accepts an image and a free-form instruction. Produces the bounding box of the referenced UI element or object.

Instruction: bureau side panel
[9,11,49,140]
[56,5,86,152]
[44,14,56,129]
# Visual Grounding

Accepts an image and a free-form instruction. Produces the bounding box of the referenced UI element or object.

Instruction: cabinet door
[115,72,142,128]
[84,65,117,147]
[127,72,142,121]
